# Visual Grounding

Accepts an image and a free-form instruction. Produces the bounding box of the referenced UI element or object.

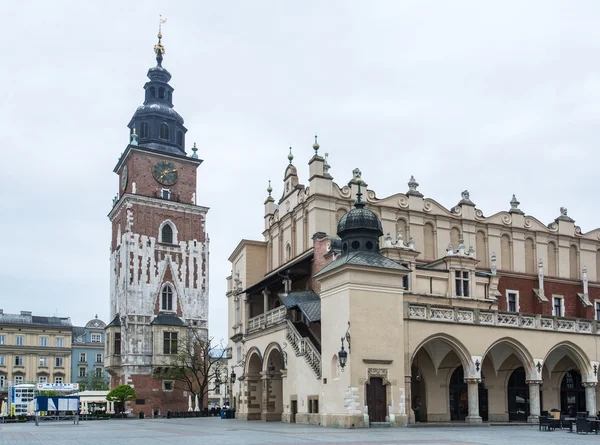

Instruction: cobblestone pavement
[0,418,598,444]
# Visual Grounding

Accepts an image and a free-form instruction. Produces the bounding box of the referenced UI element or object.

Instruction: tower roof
[127,28,188,156]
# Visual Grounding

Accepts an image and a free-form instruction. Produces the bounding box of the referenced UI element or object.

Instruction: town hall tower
[105,31,209,415]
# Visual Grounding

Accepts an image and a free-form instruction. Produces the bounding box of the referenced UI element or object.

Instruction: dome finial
[154,15,167,66]
[267,179,273,197]
[354,178,365,208]
[313,133,320,154]
[191,142,198,159]
[288,146,294,164]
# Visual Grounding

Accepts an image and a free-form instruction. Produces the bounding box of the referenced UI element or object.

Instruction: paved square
[1,418,599,444]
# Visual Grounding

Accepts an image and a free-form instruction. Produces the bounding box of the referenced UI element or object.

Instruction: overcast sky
[3,1,600,341]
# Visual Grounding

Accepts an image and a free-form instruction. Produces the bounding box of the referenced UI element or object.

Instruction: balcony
[247,306,287,333]
[407,304,600,334]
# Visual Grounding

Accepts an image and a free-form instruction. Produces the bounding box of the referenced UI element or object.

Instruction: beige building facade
[0,310,73,393]
[226,143,600,427]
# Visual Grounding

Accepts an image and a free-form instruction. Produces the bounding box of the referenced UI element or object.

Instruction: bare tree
[161,328,227,409]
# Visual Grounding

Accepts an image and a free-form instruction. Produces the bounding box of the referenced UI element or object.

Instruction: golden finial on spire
[154,15,167,64]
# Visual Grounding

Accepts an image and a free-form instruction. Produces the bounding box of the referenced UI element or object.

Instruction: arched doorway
[263,346,284,422]
[411,334,474,422]
[449,367,488,421]
[561,370,585,415]
[245,351,263,420]
[366,377,387,423]
[507,367,528,421]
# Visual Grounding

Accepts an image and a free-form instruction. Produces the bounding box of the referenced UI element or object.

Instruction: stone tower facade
[104,32,209,416]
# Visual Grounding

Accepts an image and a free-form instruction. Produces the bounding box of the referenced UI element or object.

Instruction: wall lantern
[230,368,236,384]
[338,339,348,370]
[337,322,351,371]
[268,361,275,378]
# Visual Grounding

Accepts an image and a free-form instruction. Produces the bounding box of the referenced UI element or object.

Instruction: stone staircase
[286,320,322,379]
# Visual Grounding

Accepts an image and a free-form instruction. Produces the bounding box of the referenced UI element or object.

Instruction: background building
[0,310,73,393]
[71,316,108,391]
[207,351,229,408]
[226,142,600,427]
[104,33,209,417]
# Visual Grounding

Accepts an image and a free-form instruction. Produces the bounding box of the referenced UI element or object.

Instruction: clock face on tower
[121,165,128,192]
[153,160,179,186]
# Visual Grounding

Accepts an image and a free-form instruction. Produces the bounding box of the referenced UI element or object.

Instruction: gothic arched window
[141,122,149,138]
[161,224,173,244]
[161,285,173,311]
[159,123,169,140]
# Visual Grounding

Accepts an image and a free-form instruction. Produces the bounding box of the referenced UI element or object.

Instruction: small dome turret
[337,179,383,254]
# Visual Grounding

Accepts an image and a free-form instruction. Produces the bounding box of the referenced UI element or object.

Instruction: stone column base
[390,413,408,427]
[527,415,539,423]
[321,413,368,428]
[465,415,482,424]
[261,412,282,422]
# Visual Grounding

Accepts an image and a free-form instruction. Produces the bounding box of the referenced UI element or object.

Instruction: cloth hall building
[226,141,600,428]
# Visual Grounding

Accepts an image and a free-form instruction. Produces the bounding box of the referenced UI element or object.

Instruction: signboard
[36,383,79,391]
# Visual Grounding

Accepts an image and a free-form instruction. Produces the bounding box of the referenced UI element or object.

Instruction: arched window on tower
[141,122,149,138]
[177,131,183,147]
[167,90,172,102]
[161,285,173,311]
[158,87,165,99]
[161,224,173,244]
[150,86,156,98]
[160,123,169,140]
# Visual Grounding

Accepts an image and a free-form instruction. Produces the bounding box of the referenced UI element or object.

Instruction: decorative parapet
[406,304,598,335]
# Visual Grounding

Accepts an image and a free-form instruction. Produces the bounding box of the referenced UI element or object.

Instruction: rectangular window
[163,380,173,391]
[91,333,102,343]
[79,352,87,362]
[55,376,63,384]
[14,375,24,384]
[0,355,4,366]
[16,335,24,346]
[308,396,319,414]
[0,335,4,345]
[553,297,564,317]
[14,356,24,366]
[455,271,470,297]
[39,356,48,367]
[162,189,170,200]
[507,292,518,312]
[95,368,103,378]
[163,332,178,355]
[95,353,103,363]
[0,375,5,387]
[79,367,87,377]
[114,333,121,355]
[56,338,64,347]
[40,337,48,347]
[55,357,64,367]
[39,375,47,384]
[596,302,600,321]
